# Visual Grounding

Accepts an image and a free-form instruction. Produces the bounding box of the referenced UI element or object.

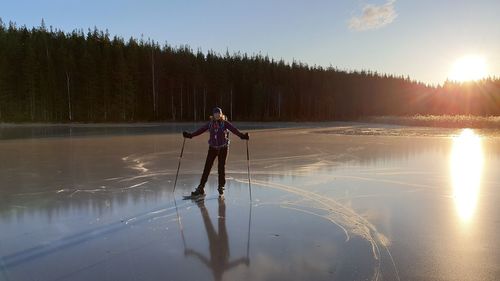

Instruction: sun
[448,55,488,82]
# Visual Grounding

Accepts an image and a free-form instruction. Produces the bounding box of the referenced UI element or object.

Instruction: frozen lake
[1,123,499,281]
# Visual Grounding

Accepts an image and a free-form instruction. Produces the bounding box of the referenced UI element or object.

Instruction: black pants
[199,146,228,189]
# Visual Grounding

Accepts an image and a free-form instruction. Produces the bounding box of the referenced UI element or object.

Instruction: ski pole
[246,139,252,202]
[173,137,186,193]
[245,139,252,264]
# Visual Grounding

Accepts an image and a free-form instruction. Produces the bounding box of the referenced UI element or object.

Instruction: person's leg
[198,147,217,190]
[217,146,228,188]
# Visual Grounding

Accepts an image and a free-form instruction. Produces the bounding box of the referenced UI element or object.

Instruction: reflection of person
[183,107,249,196]
[185,198,249,281]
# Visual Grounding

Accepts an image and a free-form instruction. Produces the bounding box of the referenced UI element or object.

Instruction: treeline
[0,20,499,122]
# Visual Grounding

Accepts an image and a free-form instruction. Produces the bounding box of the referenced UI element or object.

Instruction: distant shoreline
[2,119,500,140]
[361,115,500,129]
[0,121,346,128]
[2,115,500,129]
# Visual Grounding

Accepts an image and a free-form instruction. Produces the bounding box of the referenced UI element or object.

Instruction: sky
[1,0,499,85]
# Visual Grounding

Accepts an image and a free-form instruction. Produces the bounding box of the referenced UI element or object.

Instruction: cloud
[349,0,397,31]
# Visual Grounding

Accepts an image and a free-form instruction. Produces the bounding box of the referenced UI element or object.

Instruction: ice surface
[1,123,500,280]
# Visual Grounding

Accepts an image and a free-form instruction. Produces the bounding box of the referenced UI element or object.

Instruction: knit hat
[212,107,222,114]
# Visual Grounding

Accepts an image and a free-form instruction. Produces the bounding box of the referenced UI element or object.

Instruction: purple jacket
[191,120,245,147]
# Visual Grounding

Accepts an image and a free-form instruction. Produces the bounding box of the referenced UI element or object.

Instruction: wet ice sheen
[1,123,500,281]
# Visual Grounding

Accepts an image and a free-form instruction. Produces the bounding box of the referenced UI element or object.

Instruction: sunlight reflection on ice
[450,129,484,223]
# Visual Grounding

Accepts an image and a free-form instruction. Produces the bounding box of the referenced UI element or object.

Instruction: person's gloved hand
[183,131,192,139]
[241,132,249,140]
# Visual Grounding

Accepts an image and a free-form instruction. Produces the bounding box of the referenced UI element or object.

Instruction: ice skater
[183,107,249,197]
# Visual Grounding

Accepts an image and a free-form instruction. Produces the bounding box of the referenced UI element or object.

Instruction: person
[183,107,249,196]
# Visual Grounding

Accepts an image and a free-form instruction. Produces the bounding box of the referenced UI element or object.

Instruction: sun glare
[450,129,483,223]
[448,55,488,82]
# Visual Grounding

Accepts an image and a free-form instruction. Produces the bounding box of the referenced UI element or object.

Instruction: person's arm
[183,122,209,138]
[225,121,249,140]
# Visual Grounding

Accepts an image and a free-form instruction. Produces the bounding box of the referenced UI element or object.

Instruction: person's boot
[217,186,225,196]
[191,186,205,197]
